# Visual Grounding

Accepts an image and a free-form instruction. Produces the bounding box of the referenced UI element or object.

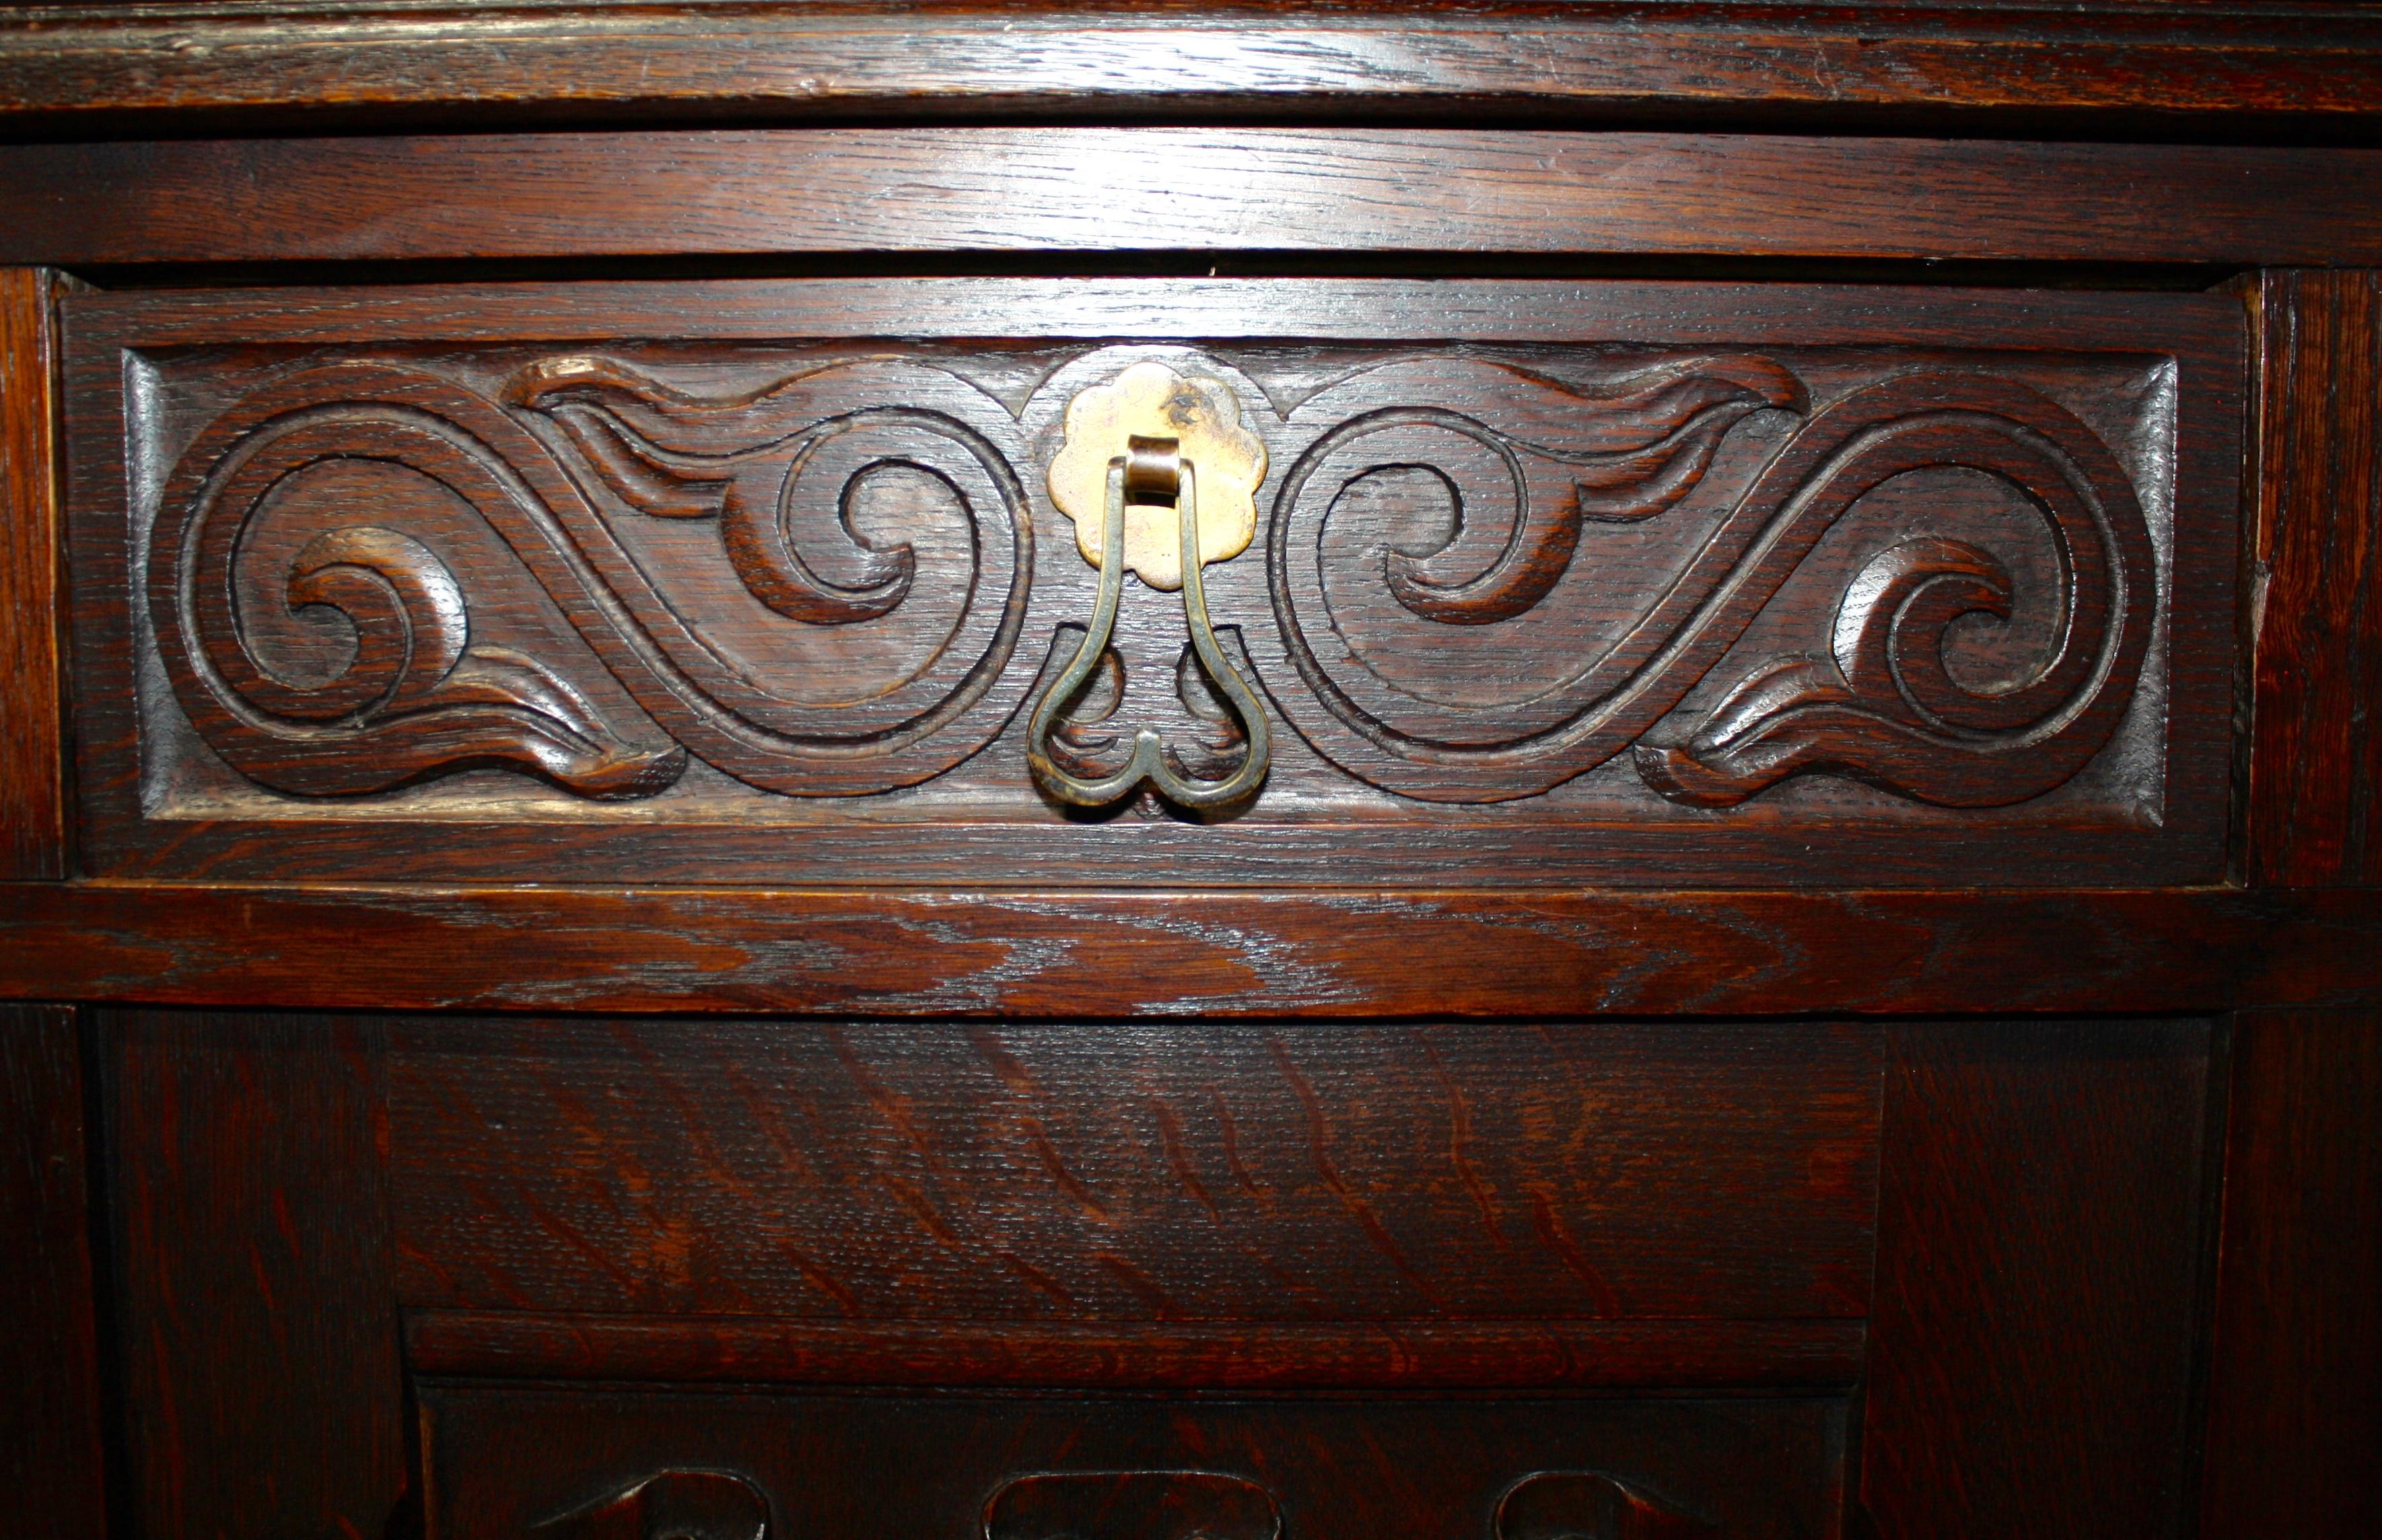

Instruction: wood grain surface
[2201,1009,2382,1538]
[9,130,2382,266]
[2246,269,2382,887]
[104,1010,408,1540]
[3,3,2379,131]
[0,267,64,880]
[0,1005,106,1540]
[386,1017,1880,1323]
[1858,1019,2220,1540]
[8,884,2382,1017]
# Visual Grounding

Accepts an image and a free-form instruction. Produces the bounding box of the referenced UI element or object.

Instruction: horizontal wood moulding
[8,130,2382,265]
[7,885,2382,1016]
[405,1312,1866,1391]
[2,5,2379,125]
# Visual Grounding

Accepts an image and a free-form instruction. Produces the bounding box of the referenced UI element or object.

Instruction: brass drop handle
[1027,433,1271,808]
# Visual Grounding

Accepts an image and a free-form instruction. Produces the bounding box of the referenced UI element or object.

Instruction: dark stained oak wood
[404,1312,1866,1393]
[0,267,65,880]
[9,130,2382,267]
[104,1010,408,1540]
[1857,1019,2220,1540]
[8,884,2382,1018]
[3,3,2381,132]
[2246,269,2382,888]
[0,1005,107,1540]
[8,10,2382,1529]
[386,1018,1881,1323]
[2201,1009,2382,1537]
[61,277,2242,892]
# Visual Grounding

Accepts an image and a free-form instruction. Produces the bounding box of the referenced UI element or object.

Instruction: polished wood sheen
[2247,269,2382,887]
[0,268,65,879]
[4,3,2379,131]
[6,131,2382,267]
[9,884,2382,1017]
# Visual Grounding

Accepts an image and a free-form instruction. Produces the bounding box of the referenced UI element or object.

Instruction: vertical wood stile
[0,1004,107,1540]
[107,1011,407,1540]
[2246,269,2382,886]
[2202,1010,2382,1536]
[0,267,65,878]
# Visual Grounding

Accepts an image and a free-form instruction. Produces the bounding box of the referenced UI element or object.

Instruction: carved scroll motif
[1264,363,2157,806]
[149,358,1035,798]
[147,345,2159,814]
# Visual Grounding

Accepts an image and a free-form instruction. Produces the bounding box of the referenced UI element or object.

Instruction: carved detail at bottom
[530,1471,769,1540]
[1496,1471,1723,1539]
[986,1470,1281,1540]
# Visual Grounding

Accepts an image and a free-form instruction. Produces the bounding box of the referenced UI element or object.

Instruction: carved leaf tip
[1495,1471,1722,1539]
[530,1470,770,1540]
[1377,356,1802,625]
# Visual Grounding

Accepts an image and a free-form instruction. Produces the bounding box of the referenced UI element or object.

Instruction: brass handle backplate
[1028,406,1271,809]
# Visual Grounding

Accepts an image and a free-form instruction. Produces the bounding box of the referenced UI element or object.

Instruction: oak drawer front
[65,278,2238,887]
[419,1384,1844,1540]
[386,1019,1882,1328]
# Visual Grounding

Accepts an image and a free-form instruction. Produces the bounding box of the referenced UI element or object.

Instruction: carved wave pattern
[151,358,1035,798]
[148,347,2159,811]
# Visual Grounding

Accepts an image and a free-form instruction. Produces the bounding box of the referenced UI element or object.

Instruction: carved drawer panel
[419,1385,1843,1540]
[63,279,2239,885]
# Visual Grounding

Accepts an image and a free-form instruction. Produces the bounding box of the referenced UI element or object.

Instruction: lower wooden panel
[104,1010,408,1540]
[0,1004,106,1540]
[420,1383,1845,1540]
[1858,1018,2220,1540]
[2201,1009,2382,1536]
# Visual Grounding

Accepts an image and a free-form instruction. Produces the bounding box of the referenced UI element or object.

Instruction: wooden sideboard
[3,5,2379,1537]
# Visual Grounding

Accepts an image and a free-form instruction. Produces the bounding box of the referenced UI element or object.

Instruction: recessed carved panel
[67,279,2238,885]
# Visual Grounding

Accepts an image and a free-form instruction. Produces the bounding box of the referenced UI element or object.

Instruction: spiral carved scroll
[147,345,2161,817]
[149,358,1035,799]
[1265,365,2157,806]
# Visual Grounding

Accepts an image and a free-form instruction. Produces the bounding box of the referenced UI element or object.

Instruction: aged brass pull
[1027,435,1271,808]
